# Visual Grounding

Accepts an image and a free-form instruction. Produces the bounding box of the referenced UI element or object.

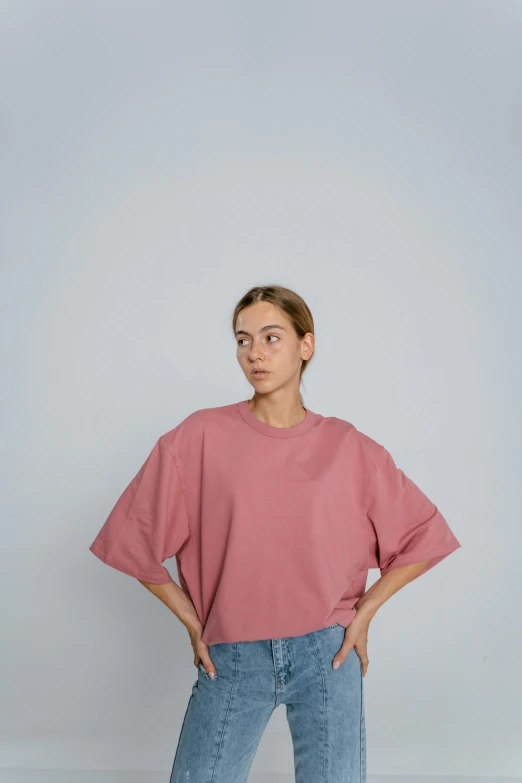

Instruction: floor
[0,772,520,783]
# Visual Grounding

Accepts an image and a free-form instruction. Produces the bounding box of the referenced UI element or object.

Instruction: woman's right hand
[186,620,216,679]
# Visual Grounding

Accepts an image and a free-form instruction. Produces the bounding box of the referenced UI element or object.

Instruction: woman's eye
[237,335,278,347]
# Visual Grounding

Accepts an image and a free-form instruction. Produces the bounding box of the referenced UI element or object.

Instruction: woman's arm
[354,559,431,618]
[139,579,217,678]
[333,559,431,677]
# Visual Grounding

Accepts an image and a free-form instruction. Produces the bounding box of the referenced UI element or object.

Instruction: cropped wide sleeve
[89,436,191,584]
[364,444,461,581]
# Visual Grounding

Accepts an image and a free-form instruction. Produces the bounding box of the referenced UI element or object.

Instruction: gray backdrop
[2,0,521,780]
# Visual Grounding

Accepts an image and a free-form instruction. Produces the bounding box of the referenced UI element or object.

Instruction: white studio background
[1,1,521,780]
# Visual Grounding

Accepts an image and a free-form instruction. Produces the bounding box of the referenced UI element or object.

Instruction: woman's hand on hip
[186,621,216,680]
[332,609,372,677]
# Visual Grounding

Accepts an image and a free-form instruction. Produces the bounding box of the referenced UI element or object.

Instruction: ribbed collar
[237,398,320,439]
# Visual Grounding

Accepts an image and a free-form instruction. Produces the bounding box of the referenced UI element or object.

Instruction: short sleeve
[364,445,461,581]
[89,436,191,584]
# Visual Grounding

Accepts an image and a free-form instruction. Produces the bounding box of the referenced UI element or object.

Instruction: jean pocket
[324,623,341,629]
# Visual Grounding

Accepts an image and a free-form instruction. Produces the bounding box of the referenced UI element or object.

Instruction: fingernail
[333,660,340,669]
[209,671,215,679]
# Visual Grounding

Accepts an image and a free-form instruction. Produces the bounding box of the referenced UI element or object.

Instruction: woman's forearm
[354,559,431,620]
[138,578,202,632]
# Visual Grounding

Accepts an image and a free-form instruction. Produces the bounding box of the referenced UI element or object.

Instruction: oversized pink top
[89,400,461,645]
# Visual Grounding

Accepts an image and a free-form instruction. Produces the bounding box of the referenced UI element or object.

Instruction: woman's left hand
[332,609,372,677]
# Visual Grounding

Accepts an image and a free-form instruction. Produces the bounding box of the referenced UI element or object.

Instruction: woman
[89,284,461,783]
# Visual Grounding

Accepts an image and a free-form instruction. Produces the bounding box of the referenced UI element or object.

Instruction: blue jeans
[169,623,366,782]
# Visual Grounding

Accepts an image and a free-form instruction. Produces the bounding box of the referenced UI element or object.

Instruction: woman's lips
[252,370,270,378]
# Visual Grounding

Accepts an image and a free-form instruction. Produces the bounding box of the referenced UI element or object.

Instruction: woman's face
[235,301,314,392]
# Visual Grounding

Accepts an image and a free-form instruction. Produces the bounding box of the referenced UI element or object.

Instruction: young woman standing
[89,284,461,783]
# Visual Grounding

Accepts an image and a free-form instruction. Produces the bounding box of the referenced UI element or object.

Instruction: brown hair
[232,285,315,401]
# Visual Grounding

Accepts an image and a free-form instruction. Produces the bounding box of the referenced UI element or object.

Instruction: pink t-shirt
[89,399,461,645]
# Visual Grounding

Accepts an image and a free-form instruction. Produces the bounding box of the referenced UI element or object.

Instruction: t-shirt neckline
[237,398,319,438]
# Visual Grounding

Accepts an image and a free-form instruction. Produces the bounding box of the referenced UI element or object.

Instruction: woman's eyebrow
[235,324,287,337]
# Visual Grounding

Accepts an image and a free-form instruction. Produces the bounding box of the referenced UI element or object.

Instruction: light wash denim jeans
[169,623,366,782]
